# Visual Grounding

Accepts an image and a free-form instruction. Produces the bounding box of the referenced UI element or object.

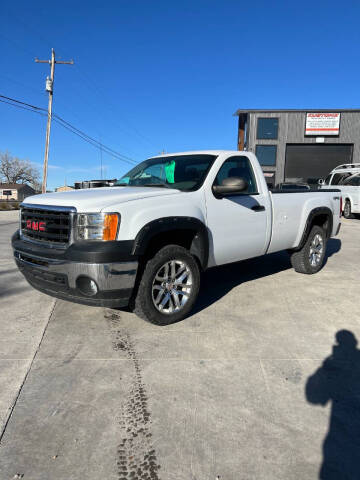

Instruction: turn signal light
[103,214,119,241]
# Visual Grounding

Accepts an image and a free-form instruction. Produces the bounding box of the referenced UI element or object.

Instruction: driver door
[205,155,270,266]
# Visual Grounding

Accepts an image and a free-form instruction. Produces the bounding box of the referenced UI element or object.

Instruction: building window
[255,145,277,166]
[257,118,279,139]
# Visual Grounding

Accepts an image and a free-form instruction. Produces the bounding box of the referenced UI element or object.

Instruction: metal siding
[245,111,360,185]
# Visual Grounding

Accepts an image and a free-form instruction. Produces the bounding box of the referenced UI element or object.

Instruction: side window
[344,175,360,186]
[214,156,257,194]
[331,173,346,185]
[340,174,354,185]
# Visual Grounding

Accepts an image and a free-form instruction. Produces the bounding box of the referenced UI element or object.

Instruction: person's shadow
[306,330,360,479]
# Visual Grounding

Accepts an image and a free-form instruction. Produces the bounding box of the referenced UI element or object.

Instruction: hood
[22,186,180,212]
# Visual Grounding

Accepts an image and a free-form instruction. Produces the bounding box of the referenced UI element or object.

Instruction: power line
[0,98,46,115]
[0,94,46,111]
[0,93,137,165]
[52,117,136,165]
[53,114,136,164]
[1,6,155,156]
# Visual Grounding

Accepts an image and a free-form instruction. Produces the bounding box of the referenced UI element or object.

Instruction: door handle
[251,205,265,212]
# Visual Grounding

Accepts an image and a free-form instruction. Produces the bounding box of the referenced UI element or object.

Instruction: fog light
[76,276,98,296]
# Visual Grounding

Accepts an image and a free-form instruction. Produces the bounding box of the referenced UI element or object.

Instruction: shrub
[0,202,9,210]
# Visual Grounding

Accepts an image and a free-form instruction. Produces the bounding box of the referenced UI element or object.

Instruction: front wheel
[134,245,200,325]
[290,225,327,274]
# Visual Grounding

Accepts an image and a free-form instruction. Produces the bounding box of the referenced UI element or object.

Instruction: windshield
[115,154,217,191]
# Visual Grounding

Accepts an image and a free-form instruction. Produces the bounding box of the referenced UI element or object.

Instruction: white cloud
[31,161,107,173]
[31,161,63,170]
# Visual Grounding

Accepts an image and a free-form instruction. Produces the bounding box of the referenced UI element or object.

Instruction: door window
[214,156,257,194]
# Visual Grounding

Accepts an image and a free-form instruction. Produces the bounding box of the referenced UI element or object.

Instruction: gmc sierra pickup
[12,150,341,325]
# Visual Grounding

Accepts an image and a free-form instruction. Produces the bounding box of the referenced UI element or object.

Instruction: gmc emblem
[26,220,46,231]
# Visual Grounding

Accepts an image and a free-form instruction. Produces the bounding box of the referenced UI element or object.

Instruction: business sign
[305,113,340,136]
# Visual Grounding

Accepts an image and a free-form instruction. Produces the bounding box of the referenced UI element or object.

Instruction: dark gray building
[234,109,360,188]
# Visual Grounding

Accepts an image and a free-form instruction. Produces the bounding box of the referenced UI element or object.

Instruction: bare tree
[0,151,40,188]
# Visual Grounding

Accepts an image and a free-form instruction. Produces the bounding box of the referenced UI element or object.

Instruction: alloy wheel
[152,260,192,314]
[309,233,324,267]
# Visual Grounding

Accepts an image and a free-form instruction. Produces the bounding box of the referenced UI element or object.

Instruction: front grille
[21,207,71,244]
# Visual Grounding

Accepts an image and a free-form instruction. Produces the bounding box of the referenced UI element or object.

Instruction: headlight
[75,213,119,241]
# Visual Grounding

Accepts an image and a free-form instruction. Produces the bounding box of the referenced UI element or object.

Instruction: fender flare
[132,216,209,269]
[297,207,333,249]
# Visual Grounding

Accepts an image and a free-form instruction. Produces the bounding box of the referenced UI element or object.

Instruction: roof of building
[0,183,35,190]
[234,108,360,116]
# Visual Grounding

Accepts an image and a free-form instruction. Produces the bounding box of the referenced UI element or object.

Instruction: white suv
[321,163,360,218]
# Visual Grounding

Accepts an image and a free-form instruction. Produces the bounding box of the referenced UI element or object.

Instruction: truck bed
[267,189,341,254]
[270,188,340,194]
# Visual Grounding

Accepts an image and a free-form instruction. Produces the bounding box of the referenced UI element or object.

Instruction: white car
[320,163,360,218]
[12,150,341,324]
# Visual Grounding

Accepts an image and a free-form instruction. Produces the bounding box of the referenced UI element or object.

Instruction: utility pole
[35,48,74,193]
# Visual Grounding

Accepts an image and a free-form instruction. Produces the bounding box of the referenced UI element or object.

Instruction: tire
[290,225,327,274]
[134,245,200,325]
[343,200,354,219]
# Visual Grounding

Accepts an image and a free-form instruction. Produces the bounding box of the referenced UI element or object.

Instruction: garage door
[285,144,353,184]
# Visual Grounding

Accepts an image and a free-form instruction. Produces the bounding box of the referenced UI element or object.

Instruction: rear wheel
[134,245,200,325]
[290,225,327,274]
[343,200,354,219]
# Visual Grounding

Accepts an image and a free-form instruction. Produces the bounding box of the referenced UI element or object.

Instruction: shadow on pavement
[0,286,30,299]
[193,238,341,315]
[306,329,360,480]
[0,267,17,276]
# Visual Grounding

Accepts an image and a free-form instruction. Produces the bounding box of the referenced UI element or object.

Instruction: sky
[0,0,359,190]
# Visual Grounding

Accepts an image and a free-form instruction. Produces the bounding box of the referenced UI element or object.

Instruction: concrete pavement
[0,211,55,438]
[0,213,359,479]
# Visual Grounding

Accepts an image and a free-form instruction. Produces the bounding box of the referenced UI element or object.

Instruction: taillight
[340,197,343,216]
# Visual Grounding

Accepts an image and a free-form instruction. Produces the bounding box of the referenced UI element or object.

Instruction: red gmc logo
[26,220,46,231]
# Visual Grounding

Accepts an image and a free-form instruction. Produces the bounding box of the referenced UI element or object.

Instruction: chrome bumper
[13,249,138,308]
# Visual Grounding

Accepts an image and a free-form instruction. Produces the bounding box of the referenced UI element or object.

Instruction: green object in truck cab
[164,160,175,184]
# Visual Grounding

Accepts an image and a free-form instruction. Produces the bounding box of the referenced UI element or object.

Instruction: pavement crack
[106,311,161,480]
[0,299,57,445]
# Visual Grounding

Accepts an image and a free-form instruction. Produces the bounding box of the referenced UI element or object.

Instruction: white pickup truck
[12,150,341,325]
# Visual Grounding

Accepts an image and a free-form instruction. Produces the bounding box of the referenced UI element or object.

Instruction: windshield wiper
[142,183,170,188]
[114,182,172,188]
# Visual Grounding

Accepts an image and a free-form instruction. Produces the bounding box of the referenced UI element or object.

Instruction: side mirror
[212,177,248,197]
[318,179,325,185]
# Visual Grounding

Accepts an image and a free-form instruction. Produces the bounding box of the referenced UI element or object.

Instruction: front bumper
[12,231,138,308]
